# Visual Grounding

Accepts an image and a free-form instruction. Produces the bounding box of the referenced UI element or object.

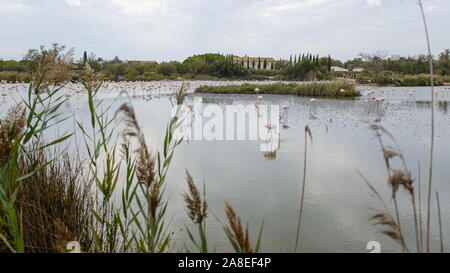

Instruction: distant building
[127,60,157,64]
[331,66,349,73]
[352,67,365,73]
[233,56,276,70]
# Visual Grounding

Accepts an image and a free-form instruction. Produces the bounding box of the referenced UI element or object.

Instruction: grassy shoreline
[195,81,360,98]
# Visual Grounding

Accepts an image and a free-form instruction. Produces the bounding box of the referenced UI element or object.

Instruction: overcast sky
[0,0,449,62]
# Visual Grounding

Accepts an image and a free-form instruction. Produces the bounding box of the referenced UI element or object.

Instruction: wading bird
[309,98,319,119]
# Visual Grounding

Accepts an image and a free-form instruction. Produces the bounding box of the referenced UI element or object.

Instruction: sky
[0,0,449,62]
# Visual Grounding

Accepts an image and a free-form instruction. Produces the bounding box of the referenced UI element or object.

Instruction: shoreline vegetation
[356,73,445,86]
[1,45,449,87]
[195,81,360,98]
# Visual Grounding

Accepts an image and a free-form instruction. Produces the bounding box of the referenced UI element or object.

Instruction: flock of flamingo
[1,79,450,158]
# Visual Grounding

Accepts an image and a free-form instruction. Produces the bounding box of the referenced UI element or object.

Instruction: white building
[233,56,276,70]
[331,66,349,73]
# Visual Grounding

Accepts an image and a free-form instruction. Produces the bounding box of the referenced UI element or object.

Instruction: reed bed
[195,81,359,98]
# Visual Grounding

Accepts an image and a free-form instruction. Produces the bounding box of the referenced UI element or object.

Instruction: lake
[1,81,449,253]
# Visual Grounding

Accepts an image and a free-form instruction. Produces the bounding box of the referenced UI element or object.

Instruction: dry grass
[361,123,448,253]
[224,202,254,253]
[28,44,75,92]
[0,104,26,164]
[0,103,93,253]
[116,102,160,219]
[184,170,207,224]
[370,213,407,250]
[17,149,93,253]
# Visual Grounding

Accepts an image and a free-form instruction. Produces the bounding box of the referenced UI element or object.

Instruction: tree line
[1,44,449,83]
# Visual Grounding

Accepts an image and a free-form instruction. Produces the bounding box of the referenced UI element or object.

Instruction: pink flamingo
[310,98,318,119]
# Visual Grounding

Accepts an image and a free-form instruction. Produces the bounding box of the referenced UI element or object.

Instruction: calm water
[2,82,450,253]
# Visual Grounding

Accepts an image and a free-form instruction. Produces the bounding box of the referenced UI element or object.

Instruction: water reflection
[415,100,450,114]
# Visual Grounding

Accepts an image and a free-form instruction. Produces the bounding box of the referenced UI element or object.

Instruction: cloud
[0,0,31,10]
[66,0,81,6]
[0,0,449,62]
[112,0,165,16]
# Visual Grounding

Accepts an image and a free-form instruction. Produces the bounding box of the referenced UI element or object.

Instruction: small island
[195,81,360,98]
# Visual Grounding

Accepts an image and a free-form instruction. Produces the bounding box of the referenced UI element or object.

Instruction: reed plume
[224,202,253,253]
[184,170,207,224]
[0,104,26,164]
[115,103,159,218]
[370,213,408,251]
[364,124,421,252]
[183,171,209,253]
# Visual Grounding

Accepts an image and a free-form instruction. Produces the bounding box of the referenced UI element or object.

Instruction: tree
[327,55,332,72]
[111,56,122,64]
[437,49,450,76]
[83,51,88,65]
[157,62,177,76]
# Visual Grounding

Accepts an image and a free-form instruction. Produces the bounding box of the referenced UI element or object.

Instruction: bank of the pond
[195,81,360,98]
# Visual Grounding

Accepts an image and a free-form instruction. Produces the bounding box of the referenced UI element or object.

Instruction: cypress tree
[264,58,267,69]
[83,51,88,65]
[258,57,261,69]
[289,55,292,65]
[327,55,332,72]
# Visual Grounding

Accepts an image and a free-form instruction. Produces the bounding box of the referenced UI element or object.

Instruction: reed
[294,125,312,253]
[363,124,423,253]
[78,73,188,253]
[436,192,444,253]
[418,0,435,253]
[1,72,74,253]
[17,149,93,253]
[222,202,264,253]
[183,170,208,253]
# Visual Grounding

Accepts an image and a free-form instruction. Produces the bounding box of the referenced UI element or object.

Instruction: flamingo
[310,98,318,119]
[280,105,290,128]
[263,123,279,143]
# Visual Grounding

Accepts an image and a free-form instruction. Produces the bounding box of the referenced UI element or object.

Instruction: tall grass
[294,126,312,253]
[0,73,74,253]
[362,123,445,253]
[418,0,435,253]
